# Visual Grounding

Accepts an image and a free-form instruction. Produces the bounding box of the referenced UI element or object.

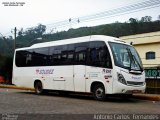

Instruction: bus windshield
[109,42,143,72]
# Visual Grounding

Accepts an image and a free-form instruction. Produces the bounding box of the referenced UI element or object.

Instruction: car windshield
[109,42,143,71]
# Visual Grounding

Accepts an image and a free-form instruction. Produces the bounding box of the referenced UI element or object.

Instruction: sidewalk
[0,84,34,91]
[133,93,160,101]
[0,84,160,101]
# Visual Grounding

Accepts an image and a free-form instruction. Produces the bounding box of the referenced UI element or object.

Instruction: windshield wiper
[132,55,143,72]
[126,48,143,73]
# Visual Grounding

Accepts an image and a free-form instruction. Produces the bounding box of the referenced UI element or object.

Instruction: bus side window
[89,41,112,68]
[49,46,55,65]
[103,46,112,68]
[31,48,49,66]
[26,52,32,66]
[90,48,97,61]
[16,51,27,67]
[67,44,75,65]
[49,46,62,65]
[75,42,89,65]
[75,46,86,64]
[61,45,68,65]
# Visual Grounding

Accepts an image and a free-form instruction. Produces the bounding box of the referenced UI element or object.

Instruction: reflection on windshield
[109,42,143,71]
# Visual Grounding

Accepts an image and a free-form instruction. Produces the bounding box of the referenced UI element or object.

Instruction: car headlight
[117,73,127,85]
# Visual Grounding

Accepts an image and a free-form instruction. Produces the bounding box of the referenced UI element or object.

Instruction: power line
[46,0,160,30]
[22,0,160,34]
[78,1,160,23]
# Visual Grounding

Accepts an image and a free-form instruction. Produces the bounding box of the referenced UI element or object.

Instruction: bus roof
[16,35,126,50]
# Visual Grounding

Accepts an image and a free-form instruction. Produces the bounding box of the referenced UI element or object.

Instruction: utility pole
[69,18,72,29]
[14,27,17,51]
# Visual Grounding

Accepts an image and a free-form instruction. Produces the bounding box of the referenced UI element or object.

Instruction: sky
[0,0,160,36]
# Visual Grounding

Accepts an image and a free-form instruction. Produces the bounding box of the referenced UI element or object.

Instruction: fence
[145,68,160,94]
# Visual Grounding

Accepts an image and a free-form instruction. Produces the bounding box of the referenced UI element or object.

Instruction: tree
[129,18,138,34]
[140,16,152,22]
[158,15,160,21]
[129,18,138,23]
[16,24,46,47]
[24,24,46,36]
[0,55,13,83]
[18,28,24,36]
[34,24,46,36]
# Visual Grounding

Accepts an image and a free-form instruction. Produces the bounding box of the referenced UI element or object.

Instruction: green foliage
[0,55,13,83]
[0,38,13,56]
[16,24,46,47]
[140,16,152,22]
[1,16,160,56]
[129,18,138,23]
[13,17,160,49]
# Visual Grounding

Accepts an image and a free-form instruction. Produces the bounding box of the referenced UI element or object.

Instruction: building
[120,31,160,68]
[120,31,160,94]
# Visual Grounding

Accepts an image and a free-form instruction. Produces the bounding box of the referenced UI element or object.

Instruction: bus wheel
[93,84,106,101]
[35,81,43,95]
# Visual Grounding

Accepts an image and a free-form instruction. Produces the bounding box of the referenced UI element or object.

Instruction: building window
[146,51,155,60]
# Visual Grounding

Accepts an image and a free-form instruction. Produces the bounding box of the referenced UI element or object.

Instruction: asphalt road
[0,88,160,120]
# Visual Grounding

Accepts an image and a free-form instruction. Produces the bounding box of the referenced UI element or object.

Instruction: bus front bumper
[112,81,146,94]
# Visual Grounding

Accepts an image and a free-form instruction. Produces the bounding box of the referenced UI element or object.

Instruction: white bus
[12,35,146,100]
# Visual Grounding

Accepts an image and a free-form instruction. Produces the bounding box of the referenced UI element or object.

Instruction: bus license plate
[132,90,142,93]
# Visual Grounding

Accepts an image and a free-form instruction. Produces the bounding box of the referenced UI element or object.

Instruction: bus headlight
[117,73,127,85]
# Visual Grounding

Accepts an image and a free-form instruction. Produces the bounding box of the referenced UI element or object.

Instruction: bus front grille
[127,81,144,86]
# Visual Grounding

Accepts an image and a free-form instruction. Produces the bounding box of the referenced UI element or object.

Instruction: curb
[133,94,160,101]
[0,84,35,91]
[0,84,160,101]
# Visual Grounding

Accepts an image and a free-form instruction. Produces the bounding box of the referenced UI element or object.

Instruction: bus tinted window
[75,42,89,65]
[16,50,28,67]
[15,41,111,68]
[61,45,68,65]
[49,45,69,65]
[31,48,49,66]
[67,44,75,64]
[26,50,33,66]
[15,48,49,67]
[49,46,62,65]
[89,41,112,68]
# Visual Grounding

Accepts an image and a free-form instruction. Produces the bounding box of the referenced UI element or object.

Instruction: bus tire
[93,84,106,101]
[34,81,44,95]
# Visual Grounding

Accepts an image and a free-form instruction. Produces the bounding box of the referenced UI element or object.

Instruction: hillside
[1,18,160,56]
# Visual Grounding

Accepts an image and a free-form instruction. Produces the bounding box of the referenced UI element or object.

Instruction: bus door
[49,46,66,90]
[74,65,86,92]
[74,43,88,92]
